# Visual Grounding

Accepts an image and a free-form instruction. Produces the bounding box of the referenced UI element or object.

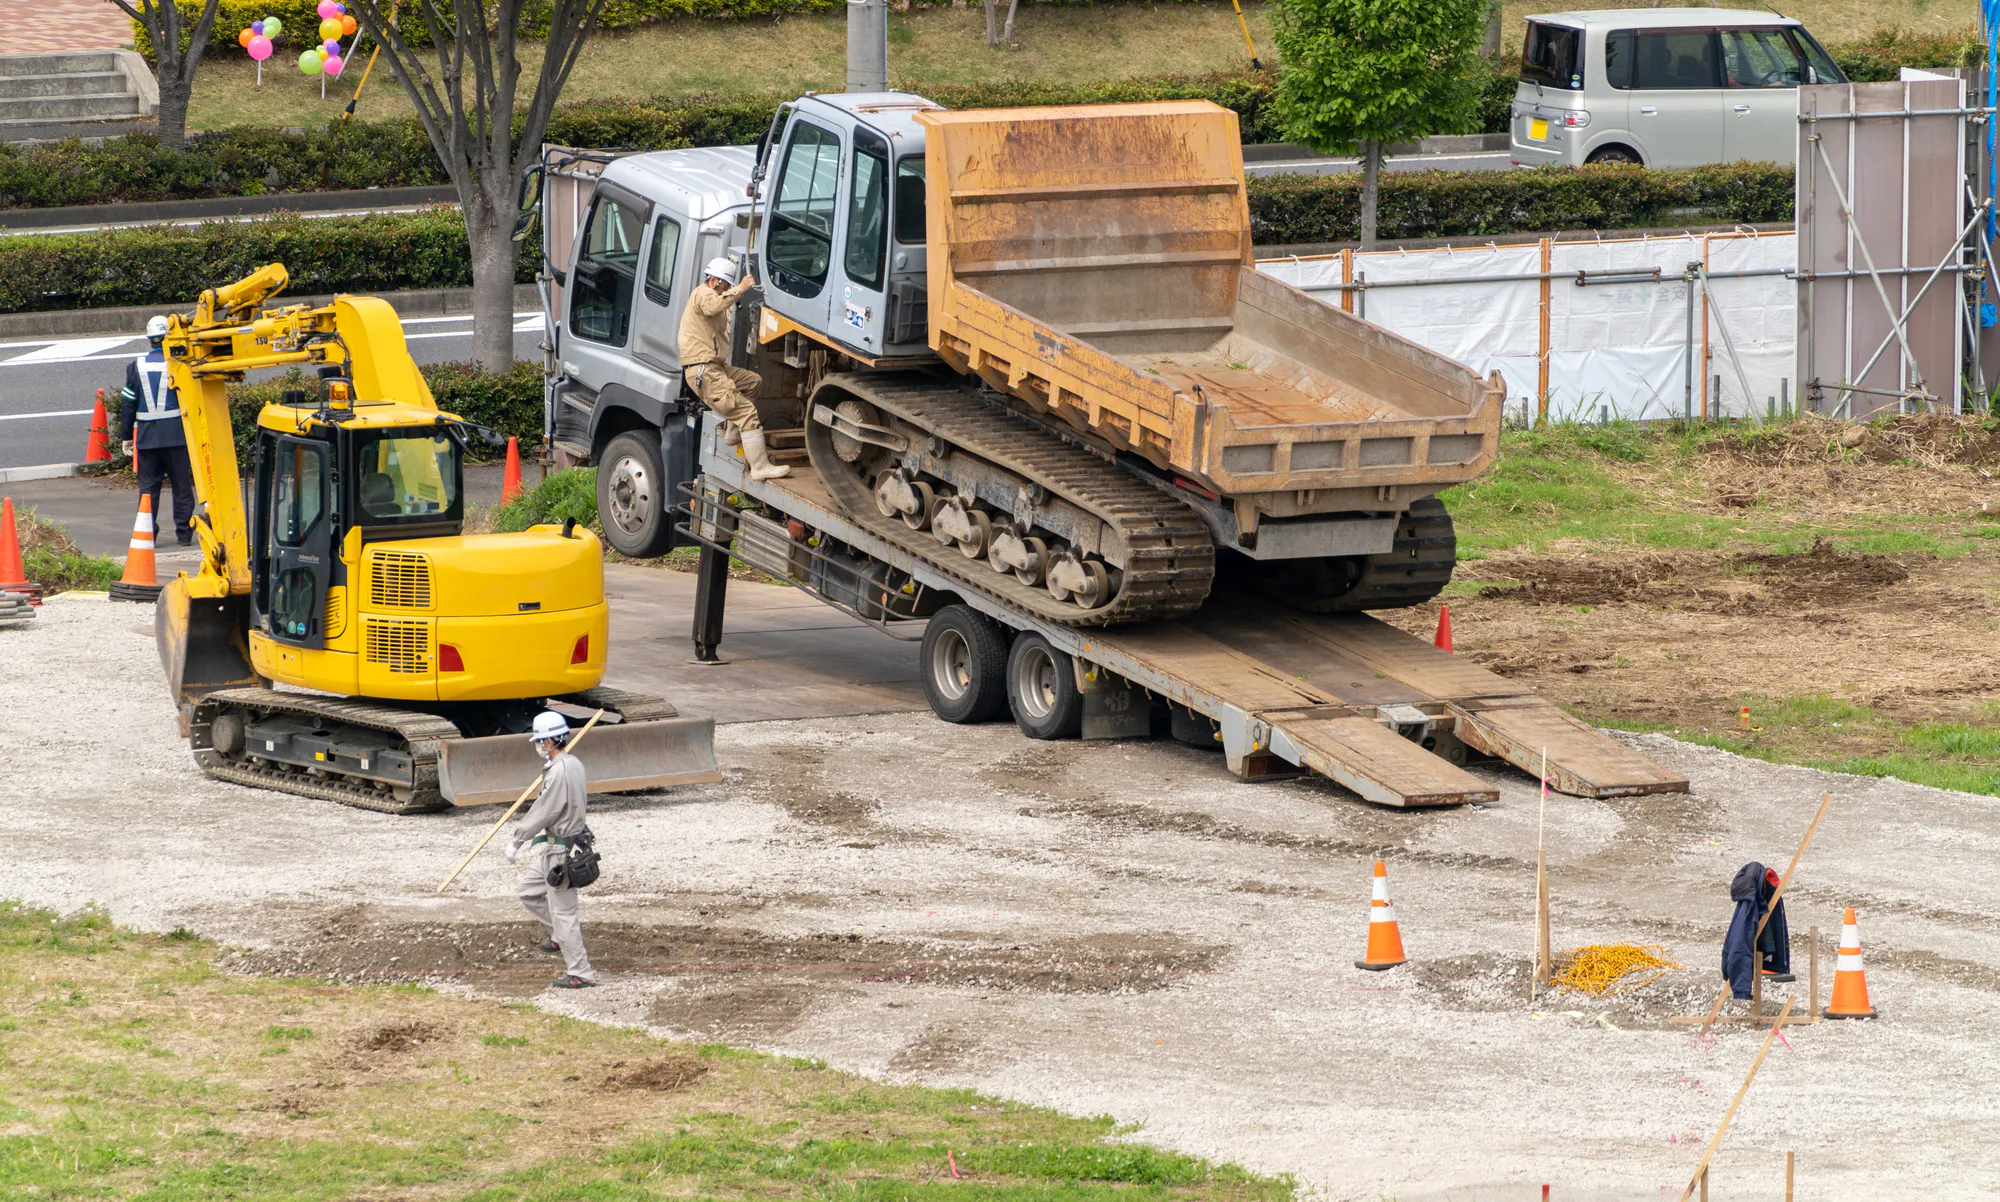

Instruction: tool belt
[543,827,599,890]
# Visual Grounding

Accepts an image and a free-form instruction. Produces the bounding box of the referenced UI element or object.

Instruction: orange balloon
[340,14,356,35]
[238,27,254,47]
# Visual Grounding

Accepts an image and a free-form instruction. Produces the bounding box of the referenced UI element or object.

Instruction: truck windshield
[1521,21,1582,89]
[357,433,460,521]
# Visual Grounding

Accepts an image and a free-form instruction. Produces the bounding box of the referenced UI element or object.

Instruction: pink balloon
[323,54,344,76]
[316,0,339,17]
[247,34,273,60]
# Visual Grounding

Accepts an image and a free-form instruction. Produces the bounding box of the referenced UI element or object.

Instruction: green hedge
[0,73,1276,210]
[0,208,532,313]
[225,361,542,464]
[1247,161,1794,244]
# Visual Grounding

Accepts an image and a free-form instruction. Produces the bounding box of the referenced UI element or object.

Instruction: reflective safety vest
[133,348,179,422]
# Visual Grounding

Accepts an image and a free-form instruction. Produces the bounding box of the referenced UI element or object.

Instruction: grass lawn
[0,900,1291,1200]
[186,3,1279,131]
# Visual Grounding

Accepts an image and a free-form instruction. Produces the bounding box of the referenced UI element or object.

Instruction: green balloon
[298,48,322,74]
[262,15,282,37]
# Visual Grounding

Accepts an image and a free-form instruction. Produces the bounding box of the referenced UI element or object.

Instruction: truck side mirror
[517,165,542,214]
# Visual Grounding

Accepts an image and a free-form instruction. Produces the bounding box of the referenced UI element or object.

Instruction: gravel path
[5,595,1998,1199]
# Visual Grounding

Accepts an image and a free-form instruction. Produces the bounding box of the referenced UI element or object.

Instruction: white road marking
[0,408,93,421]
[0,312,541,365]
[2,336,142,365]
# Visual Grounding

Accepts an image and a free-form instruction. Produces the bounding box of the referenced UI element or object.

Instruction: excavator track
[806,374,1216,627]
[1274,498,1460,614]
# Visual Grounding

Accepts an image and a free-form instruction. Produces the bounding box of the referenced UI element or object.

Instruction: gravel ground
[5,596,1999,1199]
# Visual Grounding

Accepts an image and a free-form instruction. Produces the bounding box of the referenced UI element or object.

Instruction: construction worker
[679,256,789,481]
[506,711,595,989]
[118,315,196,546]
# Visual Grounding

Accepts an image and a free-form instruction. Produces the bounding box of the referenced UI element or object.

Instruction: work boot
[552,974,596,989]
[540,939,560,954]
[741,429,790,481]
[721,422,741,447]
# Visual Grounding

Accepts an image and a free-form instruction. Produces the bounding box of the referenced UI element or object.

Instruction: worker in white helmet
[118,315,197,546]
[678,255,789,480]
[505,710,595,988]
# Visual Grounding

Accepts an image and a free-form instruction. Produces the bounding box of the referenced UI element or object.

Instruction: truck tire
[921,605,1010,724]
[1006,633,1083,740]
[597,430,676,558]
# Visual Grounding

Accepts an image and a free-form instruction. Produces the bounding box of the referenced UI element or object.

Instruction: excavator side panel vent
[370,551,434,611]
[364,617,432,674]
[323,586,347,640]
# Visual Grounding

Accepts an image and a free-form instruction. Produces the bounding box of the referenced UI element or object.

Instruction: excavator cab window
[843,131,890,291]
[766,120,842,296]
[354,432,460,523]
[893,157,926,245]
[263,436,332,649]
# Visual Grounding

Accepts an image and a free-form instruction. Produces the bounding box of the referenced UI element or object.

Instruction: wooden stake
[1786,1150,1795,1201]
[1809,924,1820,1021]
[1683,794,1832,1027]
[1534,748,1551,992]
[435,709,605,893]
[1752,954,1763,1019]
[1679,998,1797,1201]
[1698,984,1728,1036]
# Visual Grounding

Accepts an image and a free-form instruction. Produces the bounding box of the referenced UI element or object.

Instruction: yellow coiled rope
[1550,944,1684,996]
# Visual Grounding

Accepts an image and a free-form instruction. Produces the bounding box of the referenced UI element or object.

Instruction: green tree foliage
[1269,0,1488,247]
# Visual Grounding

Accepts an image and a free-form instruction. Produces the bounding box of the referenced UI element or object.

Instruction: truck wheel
[1007,633,1083,740]
[597,431,676,558]
[921,605,1009,723]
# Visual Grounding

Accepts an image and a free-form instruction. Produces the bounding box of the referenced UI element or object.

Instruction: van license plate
[1529,117,1549,142]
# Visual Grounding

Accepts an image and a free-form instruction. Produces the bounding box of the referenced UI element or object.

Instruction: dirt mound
[1706,413,2000,470]
[608,1056,709,1092]
[358,1021,445,1052]
[1478,539,1908,613]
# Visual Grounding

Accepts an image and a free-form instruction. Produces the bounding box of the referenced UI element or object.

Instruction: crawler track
[806,374,1216,626]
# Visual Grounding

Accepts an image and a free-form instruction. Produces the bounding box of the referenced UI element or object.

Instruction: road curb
[0,185,461,232]
[0,283,543,340]
[0,462,85,484]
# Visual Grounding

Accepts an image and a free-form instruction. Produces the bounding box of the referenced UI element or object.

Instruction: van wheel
[921,605,1009,723]
[597,431,675,558]
[1587,146,1642,165]
[1007,633,1083,740]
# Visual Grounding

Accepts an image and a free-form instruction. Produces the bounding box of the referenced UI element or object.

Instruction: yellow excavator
[154,264,718,814]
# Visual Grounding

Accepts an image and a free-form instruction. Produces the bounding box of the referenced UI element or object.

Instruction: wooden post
[1340,248,1354,314]
[1699,1166,1708,1201]
[1786,1151,1795,1201]
[1679,998,1798,1202]
[1809,924,1820,1020]
[1700,237,1712,419]
[434,709,605,892]
[1536,849,1552,987]
[1537,237,1553,424]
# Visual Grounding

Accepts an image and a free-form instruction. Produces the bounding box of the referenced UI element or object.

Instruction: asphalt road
[0,313,546,472]
[1244,151,1514,178]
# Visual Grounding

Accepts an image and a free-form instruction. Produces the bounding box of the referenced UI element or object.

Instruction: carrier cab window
[893,156,926,245]
[570,195,643,345]
[1521,21,1582,90]
[844,130,890,290]
[643,214,682,306]
[768,121,841,292]
[356,433,460,521]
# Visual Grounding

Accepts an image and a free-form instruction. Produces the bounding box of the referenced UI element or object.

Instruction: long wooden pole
[1678,997,1797,1201]
[435,709,605,893]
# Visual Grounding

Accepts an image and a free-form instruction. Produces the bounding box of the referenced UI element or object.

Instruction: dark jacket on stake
[1722,861,1791,999]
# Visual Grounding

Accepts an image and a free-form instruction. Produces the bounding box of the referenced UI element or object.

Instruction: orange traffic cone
[501,436,524,503]
[1824,907,1876,1019]
[108,494,162,603]
[1434,604,1453,653]
[85,389,113,463]
[0,496,42,603]
[1356,859,1409,970]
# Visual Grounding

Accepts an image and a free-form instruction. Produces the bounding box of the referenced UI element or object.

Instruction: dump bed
[917,102,1502,525]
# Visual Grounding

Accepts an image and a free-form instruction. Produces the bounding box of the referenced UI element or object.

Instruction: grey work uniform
[514,751,593,981]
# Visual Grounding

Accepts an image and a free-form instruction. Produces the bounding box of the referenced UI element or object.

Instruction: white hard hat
[529,711,570,743]
[703,256,740,286]
[146,315,169,339]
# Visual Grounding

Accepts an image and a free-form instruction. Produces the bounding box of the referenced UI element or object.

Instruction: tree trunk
[1359,137,1381,252]
[1481,0,1503,61]
[155,62,191,148]
[1000,0,1018,42]
[984,0,997,46]
[465,187,519,373]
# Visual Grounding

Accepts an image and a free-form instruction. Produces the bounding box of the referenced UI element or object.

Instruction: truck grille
[370,551,433,610]
[364,617,431,674]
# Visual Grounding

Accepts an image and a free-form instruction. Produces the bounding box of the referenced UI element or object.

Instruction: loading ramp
[690,431,1687,808]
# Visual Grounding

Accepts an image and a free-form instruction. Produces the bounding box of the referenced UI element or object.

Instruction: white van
[1509,9,1848,169]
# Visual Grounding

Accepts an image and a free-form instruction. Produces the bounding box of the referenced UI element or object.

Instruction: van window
[1790,29,1848,85]
[1605,29,1636,90]
[1722,28,1806,87]
[1632,30,1721,90]
[1521,21,1582,90]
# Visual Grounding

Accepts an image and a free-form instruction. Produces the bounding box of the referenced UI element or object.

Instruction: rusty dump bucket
[436,716,721,806]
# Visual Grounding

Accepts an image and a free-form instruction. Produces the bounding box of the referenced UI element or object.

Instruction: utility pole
[848,0,889,92]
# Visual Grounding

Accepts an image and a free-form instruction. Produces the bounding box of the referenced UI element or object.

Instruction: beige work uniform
[513,751,593,981]
[678,278,763,434]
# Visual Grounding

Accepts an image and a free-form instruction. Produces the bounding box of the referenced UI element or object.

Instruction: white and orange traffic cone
[1823,907,1876,1019]
[1356,859,1408,971]
[108,494,162,602]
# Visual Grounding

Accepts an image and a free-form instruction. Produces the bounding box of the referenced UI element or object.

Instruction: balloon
[251,19,264,33]
[238,27,254,47]
[248,35,273,60]
[323,54,344,76]
[340,15,357,35]
[298,48,322,74]
[318,18,341,40]
[334,2,346,12]
[261,16,281,37]
[317,0,339,17]
[323,38,340,56]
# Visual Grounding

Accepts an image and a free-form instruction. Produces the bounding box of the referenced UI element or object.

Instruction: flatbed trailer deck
[685,422,1687,806]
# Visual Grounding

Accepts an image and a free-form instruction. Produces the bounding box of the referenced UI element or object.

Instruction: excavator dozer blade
[156,578,261,716]
[435,716,722,806]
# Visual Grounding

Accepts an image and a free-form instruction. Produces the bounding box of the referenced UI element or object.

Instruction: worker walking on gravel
[679,256,789,481]
[119,315,197,547]
[507,711,596,989]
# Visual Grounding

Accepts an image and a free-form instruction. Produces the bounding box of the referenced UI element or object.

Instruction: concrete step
[0,94,141,122]
[0,72,131,100]
[0,52,121,78]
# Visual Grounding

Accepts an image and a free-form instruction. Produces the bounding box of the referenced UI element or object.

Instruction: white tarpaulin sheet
[1258,233,1797,421]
